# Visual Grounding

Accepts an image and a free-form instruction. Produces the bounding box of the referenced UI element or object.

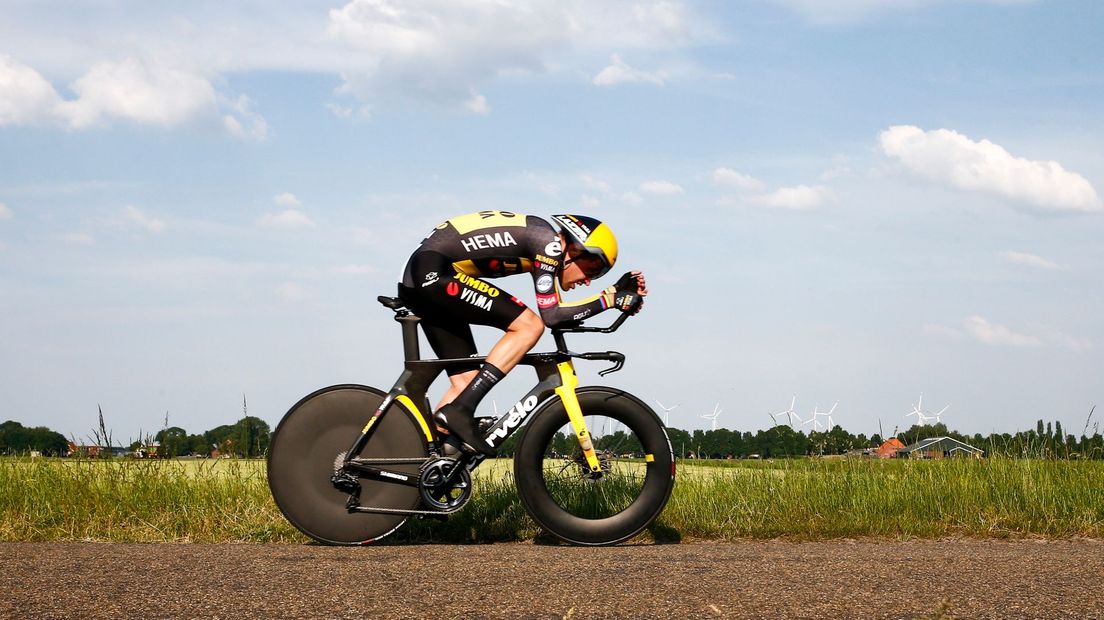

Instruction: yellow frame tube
[554,361,602,472]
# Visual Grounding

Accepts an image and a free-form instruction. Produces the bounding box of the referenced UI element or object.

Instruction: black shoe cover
[435,403,496,457]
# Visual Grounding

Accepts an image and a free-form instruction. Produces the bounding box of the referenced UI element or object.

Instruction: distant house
[899,436,983,459]
[876,438,906,459]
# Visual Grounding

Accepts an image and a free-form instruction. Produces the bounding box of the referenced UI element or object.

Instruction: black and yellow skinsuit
[398,210,621,366]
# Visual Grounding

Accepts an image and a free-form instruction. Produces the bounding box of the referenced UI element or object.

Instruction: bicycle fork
[554,361,603,474]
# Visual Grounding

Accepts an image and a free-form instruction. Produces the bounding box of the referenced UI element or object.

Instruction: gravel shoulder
[3,539,1103,619]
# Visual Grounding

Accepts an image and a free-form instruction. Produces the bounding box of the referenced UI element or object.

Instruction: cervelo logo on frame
[486,395,540,446]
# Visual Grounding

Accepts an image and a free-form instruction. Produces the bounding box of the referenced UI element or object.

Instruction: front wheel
[514,387,675,545]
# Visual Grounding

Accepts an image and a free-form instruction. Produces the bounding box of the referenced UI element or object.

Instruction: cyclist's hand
[611,271,647,314]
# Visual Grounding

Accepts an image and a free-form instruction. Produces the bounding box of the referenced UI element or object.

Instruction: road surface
[3,539,1102,619]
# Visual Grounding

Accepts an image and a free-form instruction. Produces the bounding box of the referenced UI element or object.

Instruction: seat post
[396,314,422,361]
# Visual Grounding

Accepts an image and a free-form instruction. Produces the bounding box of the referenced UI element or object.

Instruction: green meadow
[2,457,1102,543]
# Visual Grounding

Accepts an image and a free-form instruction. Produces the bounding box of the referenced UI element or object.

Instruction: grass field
[2,456,1102,543]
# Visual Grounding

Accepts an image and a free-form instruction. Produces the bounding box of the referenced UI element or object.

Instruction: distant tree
[232,416,271,458]
[155,427,189,458]
[0,420,68,455]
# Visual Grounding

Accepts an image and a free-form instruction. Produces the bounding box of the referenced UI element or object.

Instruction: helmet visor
[565,243,611,279]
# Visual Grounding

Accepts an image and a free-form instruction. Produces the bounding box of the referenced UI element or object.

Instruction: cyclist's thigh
[400,253,527,363]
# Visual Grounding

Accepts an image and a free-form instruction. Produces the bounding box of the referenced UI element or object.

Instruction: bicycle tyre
[267,384,428,545]
[514,387,675,545]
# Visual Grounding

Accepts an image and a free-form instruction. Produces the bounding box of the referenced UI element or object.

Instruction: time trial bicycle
[267,294,676,546]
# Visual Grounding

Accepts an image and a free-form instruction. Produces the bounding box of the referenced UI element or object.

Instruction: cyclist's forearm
[538,287,615,325]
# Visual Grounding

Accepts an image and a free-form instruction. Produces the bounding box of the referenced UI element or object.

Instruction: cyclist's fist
[611,271,647,314]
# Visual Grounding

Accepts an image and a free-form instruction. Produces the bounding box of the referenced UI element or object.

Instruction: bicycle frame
[337,298,631,488]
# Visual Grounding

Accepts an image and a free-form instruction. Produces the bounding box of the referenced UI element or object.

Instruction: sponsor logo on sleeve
[446,282,460,296]
[422,271,439,287]
[535,255,559,268]
[536,274,554,293]
[509,296,527,308]
[536,293,557,308]
[544,240,562,257]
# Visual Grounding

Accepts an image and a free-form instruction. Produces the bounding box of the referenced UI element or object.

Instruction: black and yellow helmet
[550,214,618,278]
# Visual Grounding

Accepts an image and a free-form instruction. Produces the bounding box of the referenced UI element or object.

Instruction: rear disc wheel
[267,385,428,545]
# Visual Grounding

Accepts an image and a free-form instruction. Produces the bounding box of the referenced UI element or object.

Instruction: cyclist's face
[559,242,605,290]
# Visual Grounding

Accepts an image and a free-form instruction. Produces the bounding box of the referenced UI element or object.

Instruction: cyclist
[397,211,647,456]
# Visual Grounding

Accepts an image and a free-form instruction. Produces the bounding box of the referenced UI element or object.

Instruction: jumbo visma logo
[452,273,500,311]
[453,273,501,297]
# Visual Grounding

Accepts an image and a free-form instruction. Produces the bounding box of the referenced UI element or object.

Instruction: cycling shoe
[434,403,496,457]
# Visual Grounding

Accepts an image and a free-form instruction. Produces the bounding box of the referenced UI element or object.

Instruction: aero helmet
[550,214,618,279]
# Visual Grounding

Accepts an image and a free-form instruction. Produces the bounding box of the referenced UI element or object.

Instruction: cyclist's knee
[510,310,544,345]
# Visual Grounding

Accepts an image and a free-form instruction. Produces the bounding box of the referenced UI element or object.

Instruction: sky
[1,0,1101,444]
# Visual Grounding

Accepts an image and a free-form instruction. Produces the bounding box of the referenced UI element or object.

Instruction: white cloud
[620,192,643,206]
[749,185,830,210]
[999,251,1065,271]
[0,203,12,220]
[964,315,1041,348]
[640,180,684,195]
[273,192,301,207]
[0,54,267,139]
[0,55,63,126]
[930,316,1089,351]
[581,194,602,209]
[464,91,490,115]
[712,167,765,192]
[257,209,315,230]
[277,282,307,302]
[327,0,706,110]
[58,58,217,129]
[221,94,269,142]
[770,0,1036,24]
[880,125,1102,213]
[582,175,613,195]
[592,54,665,87]
[119,206,166,234]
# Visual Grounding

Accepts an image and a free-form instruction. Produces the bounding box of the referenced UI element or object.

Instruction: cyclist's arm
[535,276,617,326]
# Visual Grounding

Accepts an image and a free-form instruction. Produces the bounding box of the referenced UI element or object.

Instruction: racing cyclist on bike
[397,211,647,457]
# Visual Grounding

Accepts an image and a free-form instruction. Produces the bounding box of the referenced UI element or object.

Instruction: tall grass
[2,456,1102,543]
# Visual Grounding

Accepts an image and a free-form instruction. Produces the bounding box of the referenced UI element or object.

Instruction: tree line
[0,416,272,458]
[4,414,1102,460]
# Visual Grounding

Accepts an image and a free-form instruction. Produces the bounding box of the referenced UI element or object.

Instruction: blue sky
[1,0,1101,443]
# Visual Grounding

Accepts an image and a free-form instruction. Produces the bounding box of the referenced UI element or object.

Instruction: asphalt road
[3,539,1103,619]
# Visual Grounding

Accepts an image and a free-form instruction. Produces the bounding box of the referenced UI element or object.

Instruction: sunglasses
[564,244,610,279]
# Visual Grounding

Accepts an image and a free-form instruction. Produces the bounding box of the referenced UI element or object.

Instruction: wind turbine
[802,405,826,432]
[700,404,721,431]
[821,402,839,430]
[906,393,948,426]
[655,400,680,427]
[772,395,802,429]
